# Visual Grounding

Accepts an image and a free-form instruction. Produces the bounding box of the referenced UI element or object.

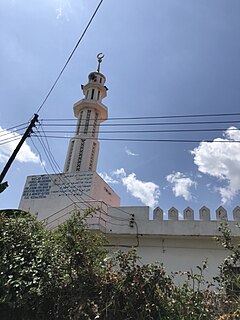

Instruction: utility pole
[0,114,39,185]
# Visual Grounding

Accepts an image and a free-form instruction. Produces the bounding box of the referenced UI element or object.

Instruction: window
[91,89,95,100]
[76,139,85,171]
[76,111,83,135]
[65,140,74,172]
[89,142,96,171]
[97,90,100,100]
[84,110,91,134]
[92,112,99,137]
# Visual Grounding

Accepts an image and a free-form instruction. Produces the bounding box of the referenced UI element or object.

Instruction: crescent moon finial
[97,53,104,72]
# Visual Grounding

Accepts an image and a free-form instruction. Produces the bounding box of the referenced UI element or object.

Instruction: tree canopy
[0,210,239,320]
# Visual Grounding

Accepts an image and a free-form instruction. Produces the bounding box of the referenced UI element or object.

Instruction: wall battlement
[153,206,240,221]
[36,202,240,237]
[107,206,240,238]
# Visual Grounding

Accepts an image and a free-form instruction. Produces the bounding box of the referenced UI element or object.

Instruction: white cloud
[99,172,119,184]
[113,168,160,207]
[112,168,126,178]
[56,0,72,20]
[0,127,41,165]
[191,126,240,203]
[125,146,139,156]
[166,171,196,201]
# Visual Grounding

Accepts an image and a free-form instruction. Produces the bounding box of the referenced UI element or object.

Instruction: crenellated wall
[32,202,239,285]
[106,205,240,285]
[106,205,240,237]
[153,205,240,221]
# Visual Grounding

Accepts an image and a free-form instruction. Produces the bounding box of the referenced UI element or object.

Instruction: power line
[0,121,40,146]
[35,125,133,219]
[35,0,104,114]
[32,134,240,143]
[33,128,96,209]
[34,127,134,222]
[29,130,139,244]
[0,127,29,139]
[0,123,29,137]
[37,127,240,134]
[30,136,94,212]
[33,128,138,225]
[0,136,22,146]
[38,129,98,207]
[41,111,240,121]
[1,113,239,141]
[40,119,240,127]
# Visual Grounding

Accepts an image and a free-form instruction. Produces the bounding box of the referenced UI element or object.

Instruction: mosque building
[19,55,240,284]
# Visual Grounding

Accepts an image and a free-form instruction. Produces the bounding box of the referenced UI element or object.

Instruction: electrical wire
[0,121,40,146]
[35,126,133,220]
[31,129,140,244]
[35,127,94,204]
[0,136,22,146]
[38,126,110,211]
[30,136,84,210]
[31,135,98,216]
[23,129,139,246]
[32,134,240,143]
[2,118,239,145]
[34,127,134,224]
[41,111,240,121]
[33,129,96,210]
[0,122,30,134]
[40,119,240,127]
[36,127,240,134]
[35,0,104,114]
[0,125,29,138]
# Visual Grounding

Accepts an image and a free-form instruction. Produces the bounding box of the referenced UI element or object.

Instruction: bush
[0,211,239,319]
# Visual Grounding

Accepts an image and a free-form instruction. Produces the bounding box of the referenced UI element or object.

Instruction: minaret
[19,54,120,222]
[64,54,108,173]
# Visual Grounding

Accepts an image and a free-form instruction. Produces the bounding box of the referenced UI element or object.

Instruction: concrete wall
[103,205,240,284]
[18,172,120,227]
[107,234,228,285]
[19,178,239,285]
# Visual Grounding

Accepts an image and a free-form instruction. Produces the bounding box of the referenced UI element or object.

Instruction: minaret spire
[64,55,108,173]
[97,53,104,73]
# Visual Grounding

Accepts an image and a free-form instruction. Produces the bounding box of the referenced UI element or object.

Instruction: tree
[0,210,239,319]
[0,210,107,319]
[214,223,240,319]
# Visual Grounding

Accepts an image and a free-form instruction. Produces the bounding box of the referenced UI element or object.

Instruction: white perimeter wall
[104,206,239,285]
[107,234,228,285]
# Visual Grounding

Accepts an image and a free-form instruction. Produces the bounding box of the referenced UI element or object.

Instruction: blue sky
[1,0,240,217]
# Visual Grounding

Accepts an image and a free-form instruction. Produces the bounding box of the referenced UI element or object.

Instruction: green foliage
[0,211,59,319]
[0,211,239,319]
[0,210,107,319]
[99,250,174,319]
[48,210,108,319]
[214,223,240,318]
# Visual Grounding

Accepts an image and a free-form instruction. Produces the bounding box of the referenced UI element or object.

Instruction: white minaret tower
[19,54,120,224]
[64,54,108,173]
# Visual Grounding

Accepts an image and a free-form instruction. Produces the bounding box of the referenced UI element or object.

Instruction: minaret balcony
[73,99,108,122]
[83,82,107,99]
